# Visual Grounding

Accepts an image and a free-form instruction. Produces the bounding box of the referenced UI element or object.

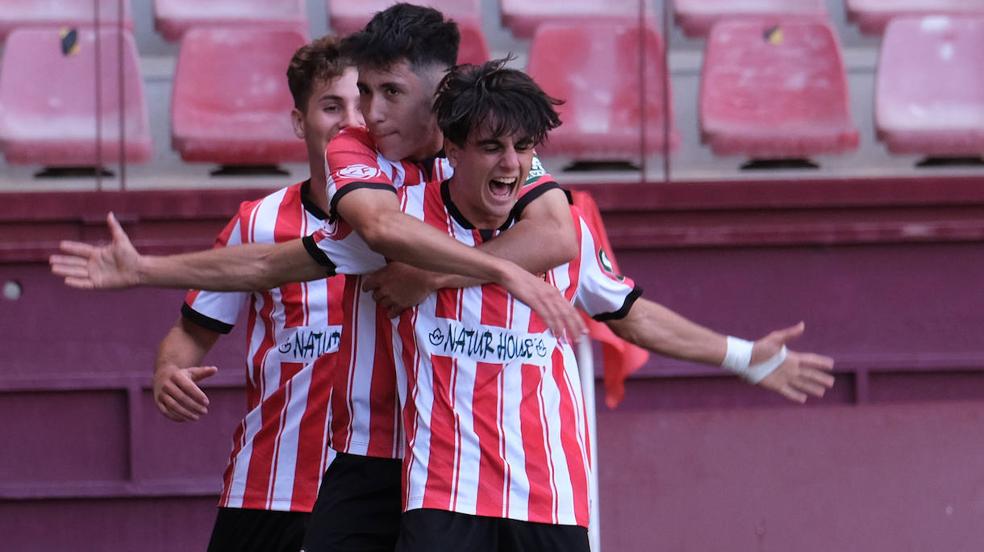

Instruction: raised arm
[606,300,835,403]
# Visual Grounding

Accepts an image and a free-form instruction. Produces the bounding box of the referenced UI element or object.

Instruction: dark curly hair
[434,59,563,147]
[340,3,459,72]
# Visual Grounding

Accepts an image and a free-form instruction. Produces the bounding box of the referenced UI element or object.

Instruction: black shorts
[206,507,309,552]
[395,508,589,552]
[302,452,403,552]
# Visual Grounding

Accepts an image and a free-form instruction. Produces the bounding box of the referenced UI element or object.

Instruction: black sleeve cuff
[302,235,338,274]
[181,303,235,334]
[592,286,643,322]
[329,182,398,219]
[509,181,564,221]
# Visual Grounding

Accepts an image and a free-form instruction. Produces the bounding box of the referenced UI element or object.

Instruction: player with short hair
[151,36,361,552]
[52,59,834,551]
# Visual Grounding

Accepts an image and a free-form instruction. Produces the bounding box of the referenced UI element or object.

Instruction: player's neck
[447,178,509,230]
[306,162,330,213]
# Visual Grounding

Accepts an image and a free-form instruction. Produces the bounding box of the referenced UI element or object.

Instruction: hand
[753,322,835,403]
[153,364,218,422]
[49,212,142,289]
[363,262,437,318]
[500,264,586,343]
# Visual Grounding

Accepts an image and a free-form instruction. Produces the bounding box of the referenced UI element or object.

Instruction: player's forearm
[358,211,517,284]
[137,240,324,291]
[607,298,727,366]
[155,318,220,374]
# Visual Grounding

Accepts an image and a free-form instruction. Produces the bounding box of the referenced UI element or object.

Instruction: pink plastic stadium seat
[847,0,984,35]
[876,16,984,155]
[699,20,858,159]
[328,0,479,35]
[154,0,308,42]
[527,23,678,161]
[673,0,828,38]
[501,0,655,39]
[0,28,151,166]
[0,0,134,42]
[327,0,488,65]
[171,28,309,165]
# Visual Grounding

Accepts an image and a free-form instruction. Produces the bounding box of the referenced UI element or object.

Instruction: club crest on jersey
[598,248,625,281]
[524,156,546,186]
[336,164,380,180]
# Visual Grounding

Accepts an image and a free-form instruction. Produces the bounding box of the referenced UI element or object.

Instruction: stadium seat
[327,0,488,65]
[171,28,309,165]
[154,0,308,42]
[673,0,828,38]
[699,20,858,159]
[876,16,984,156]
[0,0,133,42]
[526,22,677,162]
[846,0,984,35]
[328,0,480,35]
[0,28,151,166]
[501,0,653,39]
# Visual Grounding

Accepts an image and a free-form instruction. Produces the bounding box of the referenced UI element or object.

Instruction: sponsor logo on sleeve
[335,164,381,180]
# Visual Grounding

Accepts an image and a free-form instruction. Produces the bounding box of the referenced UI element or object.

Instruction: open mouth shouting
[489,176,519,199]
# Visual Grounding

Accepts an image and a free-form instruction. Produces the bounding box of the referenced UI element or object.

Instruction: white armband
[722,336,788,384]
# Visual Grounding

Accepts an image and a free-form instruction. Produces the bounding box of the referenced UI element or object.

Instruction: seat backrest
[173,28,308,116]
[153,0,307,41]
[877,16,984,128]
[0,0,133,41]
[328,0,481,36]
[501,0,650,38]
[527,22,671,140]
[0,27,146,136]
[701,19,851,126]
[847,0,984,34]
[673,0,827,37]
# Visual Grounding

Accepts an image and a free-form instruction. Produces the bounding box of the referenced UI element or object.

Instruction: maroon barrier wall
[2,177,984,550]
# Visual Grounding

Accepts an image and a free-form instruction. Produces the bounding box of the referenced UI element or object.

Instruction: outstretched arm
[50,213,330,291]
[606,298,835,403]
[154,317,221,422]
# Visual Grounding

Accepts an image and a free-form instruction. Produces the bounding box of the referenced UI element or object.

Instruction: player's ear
[445,139,459,167]
[290,107,305,139]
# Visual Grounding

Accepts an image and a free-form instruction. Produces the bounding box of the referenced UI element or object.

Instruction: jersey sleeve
[324,126,398,218]
[511,154,569,220]
[573,216,642,321]
[182,205,252,334]
[301,221,387,276]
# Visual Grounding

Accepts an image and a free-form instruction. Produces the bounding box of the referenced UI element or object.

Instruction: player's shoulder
[523,155,556,188]
[327,126,375,155]
[235,184,301,242]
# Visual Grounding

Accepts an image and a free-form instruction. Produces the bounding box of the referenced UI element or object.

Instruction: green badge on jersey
[525,156,546,186]
[598,248,625,281]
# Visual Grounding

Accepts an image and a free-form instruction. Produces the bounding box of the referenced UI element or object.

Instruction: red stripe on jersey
[327,276,345,325]
[564,215,584,302]
[519,363,554,522]
[551,352,590,526]
[243,379,288,506]
[291,353,334,509]
[275,190,307,328]
[473,361,506,518]
[480,284,510,328]
[330,276,361,452]
[421,354,458,511]
[366,302,399,457]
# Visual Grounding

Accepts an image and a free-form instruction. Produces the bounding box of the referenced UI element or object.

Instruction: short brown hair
[287,35,351,111]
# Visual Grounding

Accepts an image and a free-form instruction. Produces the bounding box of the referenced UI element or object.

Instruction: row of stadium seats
[3,15,982,168]
[1,0,983,43]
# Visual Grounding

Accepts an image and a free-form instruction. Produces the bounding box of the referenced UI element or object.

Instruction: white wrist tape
[722,337,788,384]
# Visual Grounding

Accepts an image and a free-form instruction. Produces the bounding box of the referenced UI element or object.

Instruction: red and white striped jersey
[313,127,560,460]
[306,179,640,527]
[183,181,344,513]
